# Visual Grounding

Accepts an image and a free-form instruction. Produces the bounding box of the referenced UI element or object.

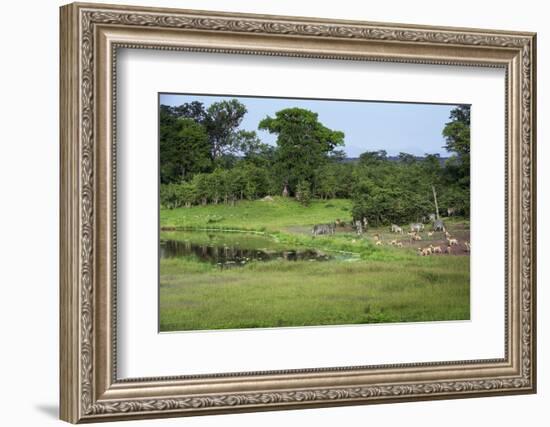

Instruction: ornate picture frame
[60,2,536,423]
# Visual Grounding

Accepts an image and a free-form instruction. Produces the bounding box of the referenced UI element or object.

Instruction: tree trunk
[432,185,440,220]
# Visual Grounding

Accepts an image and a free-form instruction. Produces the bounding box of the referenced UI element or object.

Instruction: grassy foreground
[160,256,470,331]
[159,197,470,332]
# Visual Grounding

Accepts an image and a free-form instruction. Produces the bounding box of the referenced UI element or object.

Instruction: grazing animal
[373,234,380,241]
[447,237,458,246]
[312,223,335,236]
[390,224,403,234]
[464,241,471,252]
[447,207,457,217]
[407,231,416,237]
[376,240,383,246]
[413,234,422,241]
[419,247,432,256]
[396,242,403,248]
[390,239,397,246]
[334,219,346,227]
[410,223,425,233]
[431,245,442,254]
[445,231,452,239]
[354,220,363,236]
[433,219,446,232]
[428,231,434,237]
[446,245,452,254]
[282,184,289,197]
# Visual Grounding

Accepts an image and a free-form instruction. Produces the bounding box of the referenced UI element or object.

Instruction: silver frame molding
[60,2,537,423]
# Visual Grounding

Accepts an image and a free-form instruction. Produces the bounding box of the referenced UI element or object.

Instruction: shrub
[295,180,312,206]
[160,182,197,209]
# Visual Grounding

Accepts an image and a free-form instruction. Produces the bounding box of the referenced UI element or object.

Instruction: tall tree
[159,114,211,183]
[441,105,471,214]
[161,100,249,165]
[204,99,248,160]
[258,108,344,195]
[442,105,470,180]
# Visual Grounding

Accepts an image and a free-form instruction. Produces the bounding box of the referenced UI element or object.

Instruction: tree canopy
[159,111,211,183]
[258,108,345,196]
[204,99,247,160]
[160,99,262,182]
[441,105,471,215]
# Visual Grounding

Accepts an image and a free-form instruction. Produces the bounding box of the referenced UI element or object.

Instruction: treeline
[160,161,352,209]
[160,99,470,224]
[350,151,469,226]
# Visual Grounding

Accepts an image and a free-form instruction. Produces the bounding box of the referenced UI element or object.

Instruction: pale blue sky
[160,93,462,157]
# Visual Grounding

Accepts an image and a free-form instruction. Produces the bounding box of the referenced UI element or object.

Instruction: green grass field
[160,197,353,231]
[159,197,470,332]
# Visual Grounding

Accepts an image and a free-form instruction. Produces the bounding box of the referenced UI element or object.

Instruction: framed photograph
[60,2,537,423]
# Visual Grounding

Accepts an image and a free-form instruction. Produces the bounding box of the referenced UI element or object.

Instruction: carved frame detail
[60,2,536,423]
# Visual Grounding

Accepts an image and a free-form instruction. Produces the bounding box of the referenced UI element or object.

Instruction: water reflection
[160,234,333,268]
